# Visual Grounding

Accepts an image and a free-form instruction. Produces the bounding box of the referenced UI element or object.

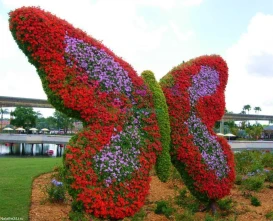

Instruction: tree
[245,124,263,140]
[243,105,251,114]
[254,106,262,114]
[0,108,9,132]
[53,111,75,134]
[10,107,38,130]
[36,116,57,130]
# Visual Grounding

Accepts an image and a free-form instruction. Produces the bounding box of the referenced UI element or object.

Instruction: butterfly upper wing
[9,7,162,219]
[160,55,235,201]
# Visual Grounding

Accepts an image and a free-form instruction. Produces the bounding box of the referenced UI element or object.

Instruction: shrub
[175,210,195,221]
[265,170,273,182]
[69,211,89,221]
[175,188,200,213]
[261,152,273,168]
[235,151,263,174]
[241,175,265,191]
[154,200,175,218]
[131,209,146,221]
[218,197,233,211]
[141,70,171,182]
[46,179,65,203]
[265,211,273,219]
[204,214,216,221]
[235,174,243,185]
[251,196,261,206]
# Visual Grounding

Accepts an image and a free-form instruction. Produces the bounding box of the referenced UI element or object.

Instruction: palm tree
[0,108,9,132]
[243,105,251,114]
[254,106,262,114]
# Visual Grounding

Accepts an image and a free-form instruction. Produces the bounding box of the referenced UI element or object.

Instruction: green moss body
[141,70,171,182]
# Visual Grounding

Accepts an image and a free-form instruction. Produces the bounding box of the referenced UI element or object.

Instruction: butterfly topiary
[9,6,235,219]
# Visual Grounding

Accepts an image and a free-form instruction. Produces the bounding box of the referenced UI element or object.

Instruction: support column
[31,144,34,156]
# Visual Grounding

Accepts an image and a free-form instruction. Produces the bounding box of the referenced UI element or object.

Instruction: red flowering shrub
[9,7,162,219]
[160,56,235,202]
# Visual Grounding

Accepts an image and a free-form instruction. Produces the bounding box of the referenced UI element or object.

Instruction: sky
[0,0,273,117]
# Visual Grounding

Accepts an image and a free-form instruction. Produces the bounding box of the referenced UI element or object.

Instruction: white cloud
[225,13,273,115]
[181,0,203,6]
[170,21,194,41]
[0,16,18,59]
[0,0,170,117]
[0,0,202,117]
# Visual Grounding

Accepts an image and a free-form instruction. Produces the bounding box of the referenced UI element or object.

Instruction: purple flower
[64,35,134,98]
[51,179,63,186]
[184,66,229,179]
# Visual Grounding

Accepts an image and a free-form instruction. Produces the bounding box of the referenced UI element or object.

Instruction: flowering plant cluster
[9,7,162,219]
[9,5,236,217]
[160,55,235,202]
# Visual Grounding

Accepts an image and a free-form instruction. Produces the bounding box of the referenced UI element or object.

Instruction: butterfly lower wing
[9,7,162,219]
[160,55,235,201]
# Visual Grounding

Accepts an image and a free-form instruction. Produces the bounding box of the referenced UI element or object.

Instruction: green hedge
[141,70,171,182]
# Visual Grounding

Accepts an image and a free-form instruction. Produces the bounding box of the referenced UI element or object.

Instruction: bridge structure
[0,96,52,108]
[1,96,273,134]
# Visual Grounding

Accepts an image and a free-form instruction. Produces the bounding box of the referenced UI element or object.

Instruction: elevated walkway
[229,141,273,151]
[1,134,273,152]
[0,134,70,144]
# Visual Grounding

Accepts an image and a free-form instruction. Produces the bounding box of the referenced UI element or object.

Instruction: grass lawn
[0,157,62,220]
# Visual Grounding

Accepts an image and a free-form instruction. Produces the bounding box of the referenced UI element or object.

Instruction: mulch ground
[29,173,273,221]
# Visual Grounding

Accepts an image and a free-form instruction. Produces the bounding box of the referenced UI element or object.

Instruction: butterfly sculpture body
[9,6,235,219]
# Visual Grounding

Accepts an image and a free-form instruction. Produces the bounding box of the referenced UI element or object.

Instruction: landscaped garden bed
[29,151,273,221]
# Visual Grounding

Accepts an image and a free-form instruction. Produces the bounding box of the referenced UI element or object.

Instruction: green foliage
[265,211,273,219]
[175,210,195,221]
[46,166,66,203]
[170,165,182,181]
[265,170,273,182]
[250,196,261,206]
[175,188,200,213]
[69,211,89,221]
[241,175,265,191]
[235,174,243,185]
[154,200,175,218]
[53,110,75,134]
[10,106,38,129]
[261,152,273,168]
[131,208,146,221]
[235,151,263,174]
[218,197,233,211]
[204,214,216,221]
[45,182,65,203]
[245,124,263,140]
[141,70,171,182]
[36,116,57,130]
[243,104,251,114]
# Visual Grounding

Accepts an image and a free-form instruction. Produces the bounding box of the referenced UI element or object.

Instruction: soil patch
[29,173,273,220]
